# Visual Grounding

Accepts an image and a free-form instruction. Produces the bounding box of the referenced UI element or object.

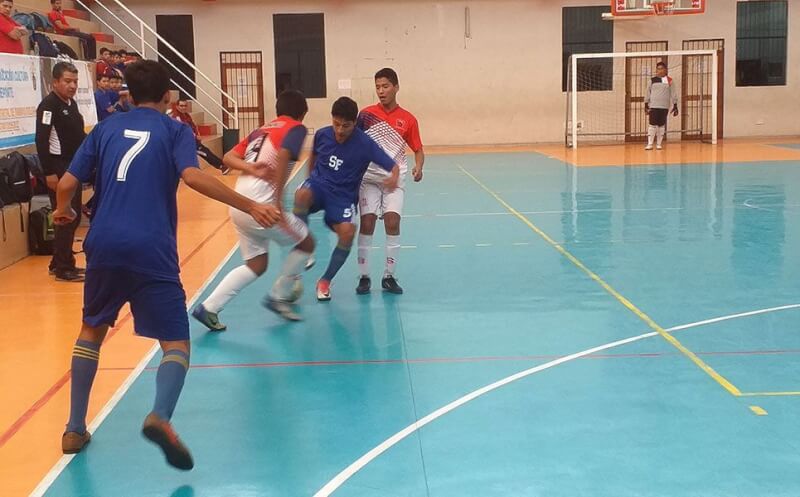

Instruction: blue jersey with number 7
[67,107,199,280]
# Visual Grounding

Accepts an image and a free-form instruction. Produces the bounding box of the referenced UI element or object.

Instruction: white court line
[403,207,684,220]
[30,243,241,497]
[475,243,493,247]
[743,199,775,212]
[512,242,531,246]
[438,244,456,248]
[313,303,800,497]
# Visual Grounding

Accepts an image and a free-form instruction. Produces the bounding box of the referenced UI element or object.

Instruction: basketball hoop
[650,0,674,15]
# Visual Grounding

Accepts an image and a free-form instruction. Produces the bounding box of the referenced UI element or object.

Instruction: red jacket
[169,104,201,143]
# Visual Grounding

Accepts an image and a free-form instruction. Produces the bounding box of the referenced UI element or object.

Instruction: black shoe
[50,266,85,276]
[356,276,371,295]
[381,275,403,294]
[55,270,85,282]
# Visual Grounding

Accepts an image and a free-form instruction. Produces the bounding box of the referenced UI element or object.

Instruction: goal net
[565,50,718,148]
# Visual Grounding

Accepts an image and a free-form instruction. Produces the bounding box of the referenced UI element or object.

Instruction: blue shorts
[300,178,357,229]
[83,268,190,341]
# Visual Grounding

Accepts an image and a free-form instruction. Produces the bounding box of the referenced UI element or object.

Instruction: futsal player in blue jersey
[293,97,400,301]
[52,60,281,470]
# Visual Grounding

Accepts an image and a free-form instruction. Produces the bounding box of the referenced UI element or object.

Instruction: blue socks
[322,245,351,282]
[67,339,101,434]
[152,349,190,420]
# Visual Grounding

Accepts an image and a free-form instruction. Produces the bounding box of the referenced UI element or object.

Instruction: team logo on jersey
[396,118,407,130]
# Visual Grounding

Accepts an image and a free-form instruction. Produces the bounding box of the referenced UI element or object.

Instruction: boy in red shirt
[0,0,26,54]
[356,68,424,295]
[49,0,96,59]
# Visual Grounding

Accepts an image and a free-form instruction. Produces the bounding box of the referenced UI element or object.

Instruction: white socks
[647,125,656,146]
[271,249,311,300]
[202,265,259,313]
[656,126,666,147]
[385,235,400,277]
[357,234,373,277]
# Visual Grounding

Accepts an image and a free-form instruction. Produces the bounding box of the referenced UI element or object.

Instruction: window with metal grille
[273,13,327,98]
[562,6,614,92]
[736,0,787,87]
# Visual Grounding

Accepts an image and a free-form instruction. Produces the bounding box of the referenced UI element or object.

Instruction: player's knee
[294,188,312,208]
[360,214,377,234]
[297,235,315,253]
[338,226,356,247]
[160,339,190,356]
[384,213,401,234]
[246,255,268,276]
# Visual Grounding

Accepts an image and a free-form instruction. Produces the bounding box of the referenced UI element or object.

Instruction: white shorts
[230,208,309,261]
[359,180,405,218]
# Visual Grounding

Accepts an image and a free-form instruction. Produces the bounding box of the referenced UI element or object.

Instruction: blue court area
[44,152,800,496]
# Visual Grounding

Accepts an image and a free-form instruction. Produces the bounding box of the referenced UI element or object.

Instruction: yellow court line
[459,165,743,397]
[749,406,768,416]
[740,391,800,397]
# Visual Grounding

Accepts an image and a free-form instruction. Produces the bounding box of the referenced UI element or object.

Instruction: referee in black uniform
[36,62,86,282]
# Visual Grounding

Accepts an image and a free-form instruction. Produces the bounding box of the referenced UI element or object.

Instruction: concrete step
[16,0,78,10]
[200,134,223,161]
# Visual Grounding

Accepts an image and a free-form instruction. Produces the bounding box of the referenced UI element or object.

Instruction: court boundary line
[459,165,742,397]
[29,242,241,497]
[29,159,310,496]
[313,302,800,496]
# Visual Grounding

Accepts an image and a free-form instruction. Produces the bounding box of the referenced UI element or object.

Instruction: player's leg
[265,214,315,321]
[293,181,317,226]
[317,204,357,301]
[62,322,109,453]
[380,186,405,294]
[357,182,382,294]
[646,112,657,150]
[62,268,128,454]
[133,277,194,470]
[194,212,269,331]
[656,125,666,149]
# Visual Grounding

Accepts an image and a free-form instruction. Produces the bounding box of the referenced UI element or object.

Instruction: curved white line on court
[313,303,800,497]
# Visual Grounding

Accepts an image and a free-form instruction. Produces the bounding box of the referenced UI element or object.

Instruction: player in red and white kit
[355,68,424,295]
[192,90,315,324]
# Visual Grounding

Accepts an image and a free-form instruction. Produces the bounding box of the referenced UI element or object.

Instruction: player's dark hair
[276,89,308,120]
[99,47,111,55]
[374,67,399,86]
[331,97,358,122]
[53,62,78,80]
[125,60,170,105]
[656,62,667,69]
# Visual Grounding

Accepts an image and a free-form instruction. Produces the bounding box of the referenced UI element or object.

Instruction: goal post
[566,49,718,148]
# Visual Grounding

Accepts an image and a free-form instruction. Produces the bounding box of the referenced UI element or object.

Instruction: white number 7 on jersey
[116,130,151,182]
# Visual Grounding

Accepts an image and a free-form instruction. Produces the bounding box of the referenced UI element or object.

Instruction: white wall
[110,0,798,145]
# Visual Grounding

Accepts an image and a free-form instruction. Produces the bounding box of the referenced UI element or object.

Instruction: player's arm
[222,148,263,177]
[273,125,307,210]
[7,25,27,40]
[53,172,80,224]
[644,80,652,114]
[408,118,425,182]
[35,101,59,189]
[181,168,280,228]
[671,83,679,117]
[50,14,70,32]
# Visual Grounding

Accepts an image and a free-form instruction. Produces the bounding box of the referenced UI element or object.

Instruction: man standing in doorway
[36,62,86,282]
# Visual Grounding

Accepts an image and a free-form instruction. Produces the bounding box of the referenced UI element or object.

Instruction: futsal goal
[565,49,719,148]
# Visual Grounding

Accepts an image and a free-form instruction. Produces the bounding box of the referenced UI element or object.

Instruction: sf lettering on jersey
[329,155,344,171]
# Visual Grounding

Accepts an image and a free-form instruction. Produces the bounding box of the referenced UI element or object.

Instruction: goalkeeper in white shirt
[644,62,679,150]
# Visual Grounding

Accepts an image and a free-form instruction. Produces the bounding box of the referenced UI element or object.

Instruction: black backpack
[23,154,49,195]
[54,41,78,59]
[30,32,60,58]
[0,152,33,203]
[29,205,55,255]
